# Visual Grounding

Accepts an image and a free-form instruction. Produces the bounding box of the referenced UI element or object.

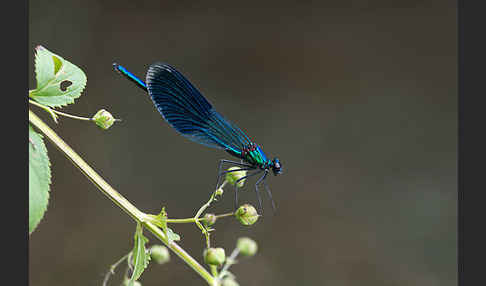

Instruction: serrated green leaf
[30,45,87,107]
[129,223,151,286]
[29,125,51,234]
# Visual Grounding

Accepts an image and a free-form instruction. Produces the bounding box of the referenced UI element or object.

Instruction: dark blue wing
[146,62,252,153]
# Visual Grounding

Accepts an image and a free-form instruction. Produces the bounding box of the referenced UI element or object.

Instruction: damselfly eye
[272,158,282,175]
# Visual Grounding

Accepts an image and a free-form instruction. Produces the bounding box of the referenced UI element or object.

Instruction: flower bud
[203,213,217,226]
[215,187,224,197]
[236,237,258,256]
[150,245,170,264]
[225,167,247,187]
[221,278,240,286]
[203,247,225,266]
[92,109,115,130]
[234,204,259,226]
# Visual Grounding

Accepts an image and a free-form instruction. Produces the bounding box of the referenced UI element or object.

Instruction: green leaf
[129,223,151,286]
[29,125,51,234]
[30,45,87,107]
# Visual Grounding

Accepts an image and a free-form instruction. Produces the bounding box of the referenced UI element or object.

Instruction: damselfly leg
[214,159,255,193]
[234,169,264,211]
[263,176,276,213]
[253,170,269,214]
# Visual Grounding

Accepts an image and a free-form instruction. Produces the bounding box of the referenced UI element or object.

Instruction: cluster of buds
[201,167,262,285]
[203,237,258,286]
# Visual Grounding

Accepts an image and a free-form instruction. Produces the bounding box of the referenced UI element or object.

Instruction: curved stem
[29,109,215,286]
[192,180,229,248]
[29,99,122,122]
[166,212,234,224]
[29,99,59,123]
[102,252,130,286]
[219,180,228,190]
[194,196,214,248]
[29,99,93,121]
[219,248,240,279]
[194,189,221,248]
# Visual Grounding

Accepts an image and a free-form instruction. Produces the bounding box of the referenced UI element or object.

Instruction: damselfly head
[271,158,282,176]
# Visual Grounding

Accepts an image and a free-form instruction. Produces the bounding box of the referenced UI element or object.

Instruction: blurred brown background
[29,0,457,285]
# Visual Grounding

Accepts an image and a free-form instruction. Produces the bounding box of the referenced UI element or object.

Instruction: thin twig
[102,252,130,286]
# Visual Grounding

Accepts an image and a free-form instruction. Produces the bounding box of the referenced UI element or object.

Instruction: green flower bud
[234,204,259,226]
[203,213,217,226]
[203,247,226,266]
[150,245,170,264]
[215,187,224,197]
[236,237,258,256]
[92,109,115,130]
[221,278,240,286]
[226,167,247,187]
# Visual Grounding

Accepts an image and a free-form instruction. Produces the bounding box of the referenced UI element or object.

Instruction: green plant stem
[30,99,93,121]
[210,265,219,277]
[214,212,234,219]
[218,248,240,279]
[167,212,234,224]
[102,252,130,286]
[193,180,227,248]
[29,109,216,286]
[29,98,59,123]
